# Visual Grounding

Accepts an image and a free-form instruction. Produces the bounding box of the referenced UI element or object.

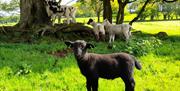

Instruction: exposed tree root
[0,23,94,42]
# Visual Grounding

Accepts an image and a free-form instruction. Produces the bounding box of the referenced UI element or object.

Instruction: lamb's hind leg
[92,78,98,91]
[120,68,135,91]
[123,31,130,42]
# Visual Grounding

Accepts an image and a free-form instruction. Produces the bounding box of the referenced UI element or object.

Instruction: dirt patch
[48,48,72,58]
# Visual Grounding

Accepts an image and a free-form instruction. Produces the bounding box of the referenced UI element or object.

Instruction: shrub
[110,37,161,56]
[15,64,32,76]
[124,37,162,56]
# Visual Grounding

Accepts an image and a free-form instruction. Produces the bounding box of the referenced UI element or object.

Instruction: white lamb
[103,19,132,44]
[87,19,105,41]
[45,0,76,25]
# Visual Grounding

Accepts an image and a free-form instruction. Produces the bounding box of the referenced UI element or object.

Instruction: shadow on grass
[132,31,180,61]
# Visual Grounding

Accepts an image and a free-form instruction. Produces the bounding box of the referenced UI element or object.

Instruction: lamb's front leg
[86,77,92,91]
[112,34,115,43]
[109,34,112,44]
[92,78,98,91]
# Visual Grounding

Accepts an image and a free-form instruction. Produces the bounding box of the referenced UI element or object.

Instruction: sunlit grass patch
[133,21,180,35]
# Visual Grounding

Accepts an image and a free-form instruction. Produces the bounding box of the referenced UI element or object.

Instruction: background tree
[174,1,180,19]
[129,0,178,25]
[0,0,20,24]
[103,0,113,23]
[116,0,136,24]
[74,1,95,18]
[75,0,103,22]
[132,1,160,21]
[90,0,103,22]
[0,0,19,13]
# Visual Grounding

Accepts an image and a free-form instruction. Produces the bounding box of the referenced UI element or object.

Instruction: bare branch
[163,0,177,3]
[129,0,151,25]
[126,0,137,4]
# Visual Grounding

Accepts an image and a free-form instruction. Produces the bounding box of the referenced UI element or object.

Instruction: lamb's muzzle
[65,40,142,91]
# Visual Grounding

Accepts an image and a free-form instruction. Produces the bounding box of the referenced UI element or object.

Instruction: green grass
[0,20,180,91]
[133,21,180,36]
[0,22,17,26]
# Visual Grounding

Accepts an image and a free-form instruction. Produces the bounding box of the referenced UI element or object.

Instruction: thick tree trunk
[103,0,112,23]
[17,0,51,29]
[116,4,125,24]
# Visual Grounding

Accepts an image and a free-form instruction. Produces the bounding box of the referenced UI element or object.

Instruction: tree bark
[97,12,101,22]
[129,0,150,25]
[17,0,51,29]
[103,0,112,23]
[116,2,125,24]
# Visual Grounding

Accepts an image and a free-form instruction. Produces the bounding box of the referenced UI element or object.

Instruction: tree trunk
[163,14,167,20]
[150,15,154,20]
[129,0,150,25]
[103,0,112,23]
[116,4,125,24]
[17,0,51,29]
[97,11,101,22]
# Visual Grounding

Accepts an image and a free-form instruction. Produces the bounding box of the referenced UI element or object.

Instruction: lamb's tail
[131,55,142,70]
[135,60,142,70]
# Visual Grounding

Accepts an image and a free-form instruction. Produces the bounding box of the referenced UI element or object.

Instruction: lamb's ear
[65,41,74,48]
[87,19,93,24]
[86,43,95,49]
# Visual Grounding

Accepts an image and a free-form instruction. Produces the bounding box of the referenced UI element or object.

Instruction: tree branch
[163,0,177,3]
[125,0,137,4]
[129,0,151,25]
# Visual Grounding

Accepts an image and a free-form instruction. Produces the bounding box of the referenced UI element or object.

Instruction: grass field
[0,20,180,91]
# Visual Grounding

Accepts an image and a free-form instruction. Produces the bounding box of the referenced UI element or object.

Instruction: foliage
[0,15,19,24]
[15,64,32,76]
[0,0,19,12]
[74,2,95,17]
[131,0,180,20]
[111,1,130,16]
[124,37,162,56]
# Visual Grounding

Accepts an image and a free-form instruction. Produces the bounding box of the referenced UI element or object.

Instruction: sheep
[103,19,132,44]
[65,40,142,91]
[87,19,105,41]
[44,1,62,25]
[57,5,76,24]
[44,0,76,25]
